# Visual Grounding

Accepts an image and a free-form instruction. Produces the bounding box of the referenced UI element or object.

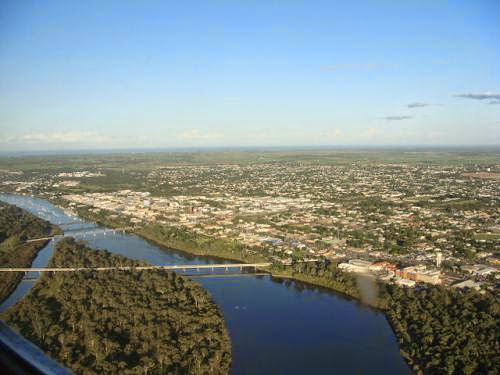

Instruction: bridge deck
[25,237,57,243]
[24,227,136,243]
[0,263,272,272]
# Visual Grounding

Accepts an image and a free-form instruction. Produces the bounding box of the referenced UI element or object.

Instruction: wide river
[0,193,410,374]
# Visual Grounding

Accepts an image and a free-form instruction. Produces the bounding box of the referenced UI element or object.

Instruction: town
[1,156,498,295]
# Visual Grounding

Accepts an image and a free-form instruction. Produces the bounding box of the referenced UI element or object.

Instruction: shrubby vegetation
[66,204,269,265]
[386,284,499,375]
[0,202,59,302]
[71,204,131,229]
[272,260,361,300]
[137,225,267,264]
[2,238,231,375]
[281,260,499,375]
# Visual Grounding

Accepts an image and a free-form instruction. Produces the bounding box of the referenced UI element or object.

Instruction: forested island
[2,237,231,374]
[0,201,60,302]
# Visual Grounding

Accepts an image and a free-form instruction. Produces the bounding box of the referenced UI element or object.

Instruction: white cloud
[1,131,108,144]
[321,128,344,139]
[0,131,111,150]
[177,129,223,140]
[362,127,380,137]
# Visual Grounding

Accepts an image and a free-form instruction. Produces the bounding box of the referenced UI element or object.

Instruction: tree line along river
[0,193,410,375]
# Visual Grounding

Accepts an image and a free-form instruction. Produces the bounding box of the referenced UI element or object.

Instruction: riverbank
[56,201,270,264]
[44,201,421,370]
[0,193,417,374]
[0,201,60,304]
[50,202,423,372]
[0,239,51,304]
[36,197,500,374]
[60,204,364,293]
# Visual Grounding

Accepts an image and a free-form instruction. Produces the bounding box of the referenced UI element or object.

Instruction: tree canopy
[0,201,59,302]
[2,237,231,374]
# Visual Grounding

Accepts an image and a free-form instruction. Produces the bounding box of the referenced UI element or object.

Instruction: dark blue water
[0,193,410,374]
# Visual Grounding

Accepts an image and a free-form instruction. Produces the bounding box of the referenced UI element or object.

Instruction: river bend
[0,193,410,375]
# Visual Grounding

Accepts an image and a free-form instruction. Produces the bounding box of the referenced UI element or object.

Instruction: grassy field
[1,148,499,173]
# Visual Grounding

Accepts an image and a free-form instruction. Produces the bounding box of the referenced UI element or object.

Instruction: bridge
[24,227,136,243]
[58,221,85,226]
[21,271,271,281]
[0,263,272,273]
[61,227,134,236]
[25,236,60,243]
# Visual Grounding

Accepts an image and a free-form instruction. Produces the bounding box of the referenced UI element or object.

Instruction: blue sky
[0,0,499,150]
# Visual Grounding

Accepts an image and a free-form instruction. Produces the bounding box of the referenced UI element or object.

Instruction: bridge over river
[25,227,136,243]
[0,192,412,374]
[0,263,272,273]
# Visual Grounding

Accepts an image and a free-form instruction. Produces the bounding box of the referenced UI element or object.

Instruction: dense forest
[2,237,231,374]
[282,260,499,375]
[0,201,60,302]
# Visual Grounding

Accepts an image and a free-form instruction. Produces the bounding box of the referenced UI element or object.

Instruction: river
[0,193,410,374]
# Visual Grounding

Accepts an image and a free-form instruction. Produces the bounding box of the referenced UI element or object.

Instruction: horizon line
[1,144,500,158]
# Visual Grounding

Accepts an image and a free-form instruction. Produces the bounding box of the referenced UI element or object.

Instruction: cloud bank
[383,116,413,121]
[177,129,223,141]
[1,131,107,144]
[407,102,429,108]
[454,92,500,100]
